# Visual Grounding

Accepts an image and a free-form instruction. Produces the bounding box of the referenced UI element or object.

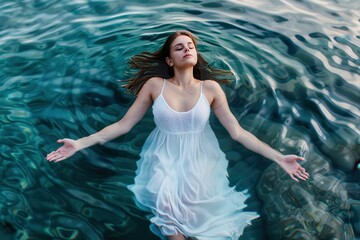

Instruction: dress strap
[160,79,166,95]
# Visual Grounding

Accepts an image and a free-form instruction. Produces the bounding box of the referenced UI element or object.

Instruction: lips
[183,54,193,58]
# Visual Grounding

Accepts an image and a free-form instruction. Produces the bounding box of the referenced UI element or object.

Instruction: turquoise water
[0,0,359,239]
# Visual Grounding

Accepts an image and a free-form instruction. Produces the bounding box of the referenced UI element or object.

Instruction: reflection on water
[0,0,359,239]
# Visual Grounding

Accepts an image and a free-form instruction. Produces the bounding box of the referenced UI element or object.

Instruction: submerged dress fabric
[128,80,259,240]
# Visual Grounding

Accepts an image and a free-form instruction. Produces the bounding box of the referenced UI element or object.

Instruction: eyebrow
[173,42,194,48]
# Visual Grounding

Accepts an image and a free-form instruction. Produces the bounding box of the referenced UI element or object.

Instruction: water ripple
[0,0,359,239]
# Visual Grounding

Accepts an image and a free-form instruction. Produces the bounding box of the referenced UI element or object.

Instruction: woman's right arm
[46,77,159,162]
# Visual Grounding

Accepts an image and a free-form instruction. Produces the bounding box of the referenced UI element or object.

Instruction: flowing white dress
[128,80,258,239]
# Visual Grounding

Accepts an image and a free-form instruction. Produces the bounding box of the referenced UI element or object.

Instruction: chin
[183,60,197,67]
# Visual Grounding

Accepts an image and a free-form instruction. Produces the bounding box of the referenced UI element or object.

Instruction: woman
[46,30,309,240]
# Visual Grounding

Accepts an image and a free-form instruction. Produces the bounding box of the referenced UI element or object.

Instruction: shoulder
[138,77,164,101]
[143,77,163,89]
[202,80,225,94]
[138,77,163,94]
[202,80,227,105]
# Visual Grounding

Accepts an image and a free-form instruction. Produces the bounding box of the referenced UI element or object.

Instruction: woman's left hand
[278,155,309,182]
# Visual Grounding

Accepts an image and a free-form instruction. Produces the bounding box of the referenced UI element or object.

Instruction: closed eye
[173,42,195,51]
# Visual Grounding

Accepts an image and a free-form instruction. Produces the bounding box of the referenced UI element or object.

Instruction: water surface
[0,0,359,239]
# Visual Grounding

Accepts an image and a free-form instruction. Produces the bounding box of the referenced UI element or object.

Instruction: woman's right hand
[46,138,80,162]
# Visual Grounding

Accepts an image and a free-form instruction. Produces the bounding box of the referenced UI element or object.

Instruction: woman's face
[167,35,198,69]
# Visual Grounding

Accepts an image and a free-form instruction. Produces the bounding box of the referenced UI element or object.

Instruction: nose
[184,46,190,52]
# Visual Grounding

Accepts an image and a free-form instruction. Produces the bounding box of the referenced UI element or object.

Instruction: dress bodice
[152,80,210,134]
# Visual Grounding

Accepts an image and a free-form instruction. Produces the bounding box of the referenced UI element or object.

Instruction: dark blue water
[0,0,359,239]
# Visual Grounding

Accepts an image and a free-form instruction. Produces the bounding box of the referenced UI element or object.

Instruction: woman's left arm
[207,81,309,182]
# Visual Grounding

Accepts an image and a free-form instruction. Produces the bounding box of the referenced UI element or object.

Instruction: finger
[57,139,65,144]
[47,152,63,161]
[47,155,56,161]
[299,167,310,177]
[47,155,59,161]
[294,172,307,181]
[302,171,310,178]
[46,151,58,160]
[48,150,61,158]
[289,174,299,182]
[54,155,67,162]
[46,151,53,158]
[297,157,305,161]
[299,171,310,179]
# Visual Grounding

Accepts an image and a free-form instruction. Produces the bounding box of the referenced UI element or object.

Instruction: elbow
[229,130,240,142]
[116,121,132,135]
[229,127,246,143]
[98,121,132,145]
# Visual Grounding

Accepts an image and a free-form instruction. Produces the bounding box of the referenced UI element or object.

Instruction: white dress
[128,80,258,240]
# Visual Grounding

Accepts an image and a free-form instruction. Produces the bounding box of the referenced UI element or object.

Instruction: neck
[171,67,195,86]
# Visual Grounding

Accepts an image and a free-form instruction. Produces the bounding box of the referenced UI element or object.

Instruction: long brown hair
[123,30,233,95]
